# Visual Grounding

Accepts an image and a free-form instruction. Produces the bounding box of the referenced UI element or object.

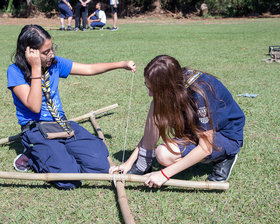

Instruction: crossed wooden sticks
[0,104,229,224]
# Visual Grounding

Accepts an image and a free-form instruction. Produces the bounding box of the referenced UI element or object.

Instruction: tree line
[1,0,280,18]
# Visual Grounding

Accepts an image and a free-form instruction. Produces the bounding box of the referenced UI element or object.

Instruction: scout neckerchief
[185,71,202,89]
[41,67,72,134]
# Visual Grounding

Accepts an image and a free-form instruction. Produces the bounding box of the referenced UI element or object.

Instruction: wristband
[161,169,170,180]
[30,76,41,79]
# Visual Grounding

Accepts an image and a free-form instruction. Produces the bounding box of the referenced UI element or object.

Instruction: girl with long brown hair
[110,55,245,187]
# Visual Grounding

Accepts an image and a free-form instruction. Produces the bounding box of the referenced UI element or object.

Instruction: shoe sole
[225,154,238,181]
[13,154,28,172]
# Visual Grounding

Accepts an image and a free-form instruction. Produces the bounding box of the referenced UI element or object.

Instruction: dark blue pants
[90,16,105,29]
[75,2,88,29]
[21,121,110,190]
[178,132,243,160]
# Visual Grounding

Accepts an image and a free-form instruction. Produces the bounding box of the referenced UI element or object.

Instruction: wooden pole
[89,115,107,145]
[90,117,136,224]
[0,134,20,146]
[0,172,229,190]
[71,104,118,123]
[0,104,118,146]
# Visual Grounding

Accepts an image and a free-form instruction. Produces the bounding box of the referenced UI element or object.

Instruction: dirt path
[0,14,279,27]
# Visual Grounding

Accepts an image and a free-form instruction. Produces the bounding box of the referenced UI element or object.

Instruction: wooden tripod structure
[0,104,229,224]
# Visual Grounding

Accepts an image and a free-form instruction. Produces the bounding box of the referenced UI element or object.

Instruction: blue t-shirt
[190,72,245,141]
[7,56,73,125]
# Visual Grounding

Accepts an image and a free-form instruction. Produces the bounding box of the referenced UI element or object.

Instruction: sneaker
[13,153,31,172]
[82,28,86,32]
[67,26,72,31]
[74,27,79,31]
[207,154,238,182]
[110,27,118,31]
[127,163,152,175]
[59,27,65,31]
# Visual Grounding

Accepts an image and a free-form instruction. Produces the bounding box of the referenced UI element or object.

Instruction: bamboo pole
[71,104,118,123]
[0,134,20,146]
[89,115,107,145]
[0,172,229,190]
[0,104,118,146]
[89,117,136,224]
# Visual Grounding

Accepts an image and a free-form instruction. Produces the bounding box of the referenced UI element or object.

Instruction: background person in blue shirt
[87,2,106,29]
[110,55,245,187]
[58,0,73,30]
[7,24,136,190]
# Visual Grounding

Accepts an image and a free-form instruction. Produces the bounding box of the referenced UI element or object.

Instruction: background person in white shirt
[87,2,106,29]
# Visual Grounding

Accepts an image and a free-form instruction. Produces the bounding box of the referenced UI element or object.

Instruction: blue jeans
[90,16,105,29]
[21,121,110,189]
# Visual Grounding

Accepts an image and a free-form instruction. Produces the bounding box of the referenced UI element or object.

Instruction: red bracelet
[161,169,170,180]
[30,76,41,79]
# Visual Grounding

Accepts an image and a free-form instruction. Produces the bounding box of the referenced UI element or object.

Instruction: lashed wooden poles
[0,104,118,146]
[0,104,231,223]
[89,115,136,224]
[0,172,229,190]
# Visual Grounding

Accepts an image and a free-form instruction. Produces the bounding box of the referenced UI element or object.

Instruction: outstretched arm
[70,61,136,76]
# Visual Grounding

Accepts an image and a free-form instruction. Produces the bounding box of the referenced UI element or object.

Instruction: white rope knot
[112,173,117,187]
[121,171,126,186]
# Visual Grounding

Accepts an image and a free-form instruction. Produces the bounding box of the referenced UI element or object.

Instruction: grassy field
[0,18,279,223]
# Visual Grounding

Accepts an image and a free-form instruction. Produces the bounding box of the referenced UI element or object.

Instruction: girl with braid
[7,24,136,190]
[110,55,245,187]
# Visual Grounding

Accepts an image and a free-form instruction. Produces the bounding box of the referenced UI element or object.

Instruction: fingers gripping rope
[112,166,126,187]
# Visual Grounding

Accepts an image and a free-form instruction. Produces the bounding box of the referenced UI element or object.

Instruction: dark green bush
[1,0,280,17]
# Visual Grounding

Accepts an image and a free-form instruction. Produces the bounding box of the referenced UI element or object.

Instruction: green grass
[0,18,279,223]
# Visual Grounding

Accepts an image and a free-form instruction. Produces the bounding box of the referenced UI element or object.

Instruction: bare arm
[87,12,95,20]
[12,47,42,113]
[163,130,213,178]
[62,0,72,10]
[70,61,136,76]
[144,130,213,187]
[81,0,91,7]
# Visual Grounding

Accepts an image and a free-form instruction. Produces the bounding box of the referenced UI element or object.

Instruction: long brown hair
[144,55,214,154]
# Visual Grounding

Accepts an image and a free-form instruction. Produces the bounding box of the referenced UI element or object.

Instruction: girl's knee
[155,143,181,167]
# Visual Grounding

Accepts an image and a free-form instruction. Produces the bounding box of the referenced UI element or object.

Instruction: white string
[121,72,135,167]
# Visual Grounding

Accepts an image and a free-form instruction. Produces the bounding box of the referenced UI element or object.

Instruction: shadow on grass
[0,182,52,189]
[6,139,24,155]
[0,181,224,194]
